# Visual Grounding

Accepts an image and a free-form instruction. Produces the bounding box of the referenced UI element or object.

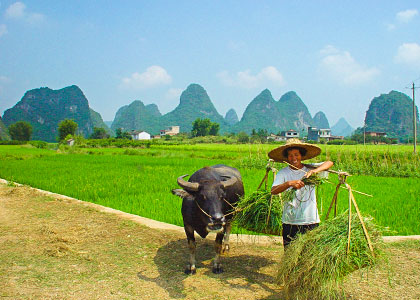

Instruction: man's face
[287,148,303,169]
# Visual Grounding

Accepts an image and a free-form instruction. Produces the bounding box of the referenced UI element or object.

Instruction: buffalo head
[172,174,237,233]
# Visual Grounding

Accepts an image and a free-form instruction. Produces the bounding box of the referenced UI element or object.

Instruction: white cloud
[120,66,172,90]
[396,9,418,23]
[217,66,285,89]
[5,2,26,18]
[5,2,44,23]
[395,43,420,67]
[0,76,11,83]
[0,24,7,37]
[165,88,183,100]
[319,46,380,85]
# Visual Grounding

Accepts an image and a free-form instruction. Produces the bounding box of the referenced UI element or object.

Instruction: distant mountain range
[1,84,416,142]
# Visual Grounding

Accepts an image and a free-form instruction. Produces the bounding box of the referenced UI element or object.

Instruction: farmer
[269,138,333,248]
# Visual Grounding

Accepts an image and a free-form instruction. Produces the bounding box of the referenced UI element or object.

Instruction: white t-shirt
[272,166,320,225]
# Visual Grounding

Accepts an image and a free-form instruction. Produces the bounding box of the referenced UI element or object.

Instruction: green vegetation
[8,121,33,141]
[58,119,78,141]
[0,116,10,140]
[234,190,283,235]
[191,118,220,137]
[0,144,418,235]
[89,127,110,139]
[278,213,384,300]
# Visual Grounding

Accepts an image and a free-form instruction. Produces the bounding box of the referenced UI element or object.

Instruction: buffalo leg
[184,225,196,274]
[222,222,231,253]
[212,232,224,274]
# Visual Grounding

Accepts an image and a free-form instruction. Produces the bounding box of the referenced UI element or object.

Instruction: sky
[1,1,420,128]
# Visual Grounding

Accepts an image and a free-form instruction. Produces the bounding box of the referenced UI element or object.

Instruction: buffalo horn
[177,175,199,191]
[221,176,237,189]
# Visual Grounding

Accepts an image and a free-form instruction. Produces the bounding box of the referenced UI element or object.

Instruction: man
[268,138,333,248]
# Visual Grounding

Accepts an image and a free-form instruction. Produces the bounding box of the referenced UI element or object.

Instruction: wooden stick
[346,183,375,256]
[326,183,341,220]
[347,185,352,254]
[257,168,270,190]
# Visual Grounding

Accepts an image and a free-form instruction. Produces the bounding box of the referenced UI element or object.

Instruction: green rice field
[0,144,418,235]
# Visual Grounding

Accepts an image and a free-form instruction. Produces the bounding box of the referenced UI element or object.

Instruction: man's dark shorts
[282,223,319,248]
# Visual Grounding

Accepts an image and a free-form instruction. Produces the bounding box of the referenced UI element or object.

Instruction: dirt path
[0,183,419,299]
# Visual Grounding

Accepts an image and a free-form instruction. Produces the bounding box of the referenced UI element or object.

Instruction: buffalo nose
[212,213,225,224]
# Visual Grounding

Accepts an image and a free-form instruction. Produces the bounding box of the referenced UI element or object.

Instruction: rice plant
[277,212,386,300]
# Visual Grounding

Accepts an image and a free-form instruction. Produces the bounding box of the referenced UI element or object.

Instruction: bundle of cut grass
[233,190,283,235]
[277,212,385,300]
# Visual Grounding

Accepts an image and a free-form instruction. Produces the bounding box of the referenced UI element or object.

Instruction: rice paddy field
[0,143,418,235]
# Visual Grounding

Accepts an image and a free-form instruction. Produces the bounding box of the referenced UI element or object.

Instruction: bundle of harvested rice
[277,212,385,300]
[281,173,325,203]
[233,190,283,235]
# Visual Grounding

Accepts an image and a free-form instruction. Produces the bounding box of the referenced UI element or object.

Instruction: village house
[365,131,387,137]
[130,131,151,140]
[268,129,300,142]
[160,126,180,136]
[307,126,344,142]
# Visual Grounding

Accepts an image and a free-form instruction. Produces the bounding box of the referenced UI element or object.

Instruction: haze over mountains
[1,83,417,142]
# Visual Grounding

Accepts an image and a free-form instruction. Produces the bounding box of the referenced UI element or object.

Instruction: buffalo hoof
[222,244,230,253]
[212,266,224,274]
[184,265,196,275]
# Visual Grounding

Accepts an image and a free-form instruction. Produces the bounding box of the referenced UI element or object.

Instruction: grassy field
[0,144,418,235]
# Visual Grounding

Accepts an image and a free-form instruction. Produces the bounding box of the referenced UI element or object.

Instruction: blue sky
[1,1,420,128]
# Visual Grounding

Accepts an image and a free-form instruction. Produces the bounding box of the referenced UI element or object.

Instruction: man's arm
[304,161,334,178]
[271,179,305,195]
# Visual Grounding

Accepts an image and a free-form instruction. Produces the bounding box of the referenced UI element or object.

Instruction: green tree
[191,118,220,137]
[115,128,132,139]
[90,127,110,139]
[237,131,249,143]
[8,121,33,141]
[58,119,78,141]
[209,123,220,136]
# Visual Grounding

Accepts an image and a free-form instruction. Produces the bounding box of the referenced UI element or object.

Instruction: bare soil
[0,183,419,300]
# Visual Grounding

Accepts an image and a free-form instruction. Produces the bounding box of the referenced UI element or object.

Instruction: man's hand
[304,169,316,179]
[289,180,305,189]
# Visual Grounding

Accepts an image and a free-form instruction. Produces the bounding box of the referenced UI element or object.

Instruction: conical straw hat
[268,138,321,162]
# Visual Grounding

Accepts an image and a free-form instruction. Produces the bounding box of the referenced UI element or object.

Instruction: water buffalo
[172,164,244,274]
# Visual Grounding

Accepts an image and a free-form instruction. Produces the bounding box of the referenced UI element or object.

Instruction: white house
[268,129,300,142]
[130,131,151,140]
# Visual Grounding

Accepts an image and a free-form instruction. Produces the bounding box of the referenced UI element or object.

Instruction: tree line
[1,118,410,145]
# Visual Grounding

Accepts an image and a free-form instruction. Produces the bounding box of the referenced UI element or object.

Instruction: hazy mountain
[331,117,354,137]
[233,90,314,134]
[276,91,313,131]
[2,85,98,142]
[312,111,330,129]
[224,108,239,125]
[104,121,113,128]
[363,90,419,140]
[111,100,162,134]
[90,108,113,136]
[0,116,10,140]
[160,83,228,133]
[233,89,280,133]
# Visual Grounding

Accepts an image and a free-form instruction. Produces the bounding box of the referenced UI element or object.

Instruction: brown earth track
[0,182,419,299]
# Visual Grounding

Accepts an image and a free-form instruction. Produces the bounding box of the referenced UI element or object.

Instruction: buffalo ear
[172,189,193,200]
